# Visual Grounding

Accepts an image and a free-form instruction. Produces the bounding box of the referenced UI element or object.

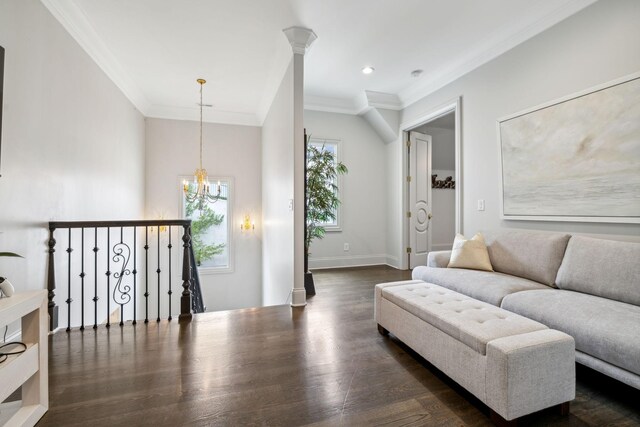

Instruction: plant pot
[304,272,316,296]
[0,277,15,297]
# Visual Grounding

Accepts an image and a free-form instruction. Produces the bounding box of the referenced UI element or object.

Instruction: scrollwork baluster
[112,227,131,327]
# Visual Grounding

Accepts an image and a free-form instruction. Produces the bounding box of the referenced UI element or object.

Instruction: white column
[283,26,317,307]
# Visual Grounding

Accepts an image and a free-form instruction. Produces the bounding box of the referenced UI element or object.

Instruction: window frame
[179,175,234,275]
[307,137,343,232]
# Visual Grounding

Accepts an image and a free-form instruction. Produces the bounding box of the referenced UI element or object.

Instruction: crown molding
[365,91,402,111]
[40,0,151,115]
[304,90,403,115]
[398,0,598,108]
[146,105,260,127]
[304,95,362,115]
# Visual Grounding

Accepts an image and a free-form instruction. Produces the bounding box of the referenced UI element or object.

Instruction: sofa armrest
[427,250,452,268]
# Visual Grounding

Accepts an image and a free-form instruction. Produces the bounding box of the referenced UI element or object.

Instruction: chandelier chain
[182,78,222,207]
[199,80,203,170]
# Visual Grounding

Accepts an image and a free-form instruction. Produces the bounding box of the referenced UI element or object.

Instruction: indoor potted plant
[304,132,348,295]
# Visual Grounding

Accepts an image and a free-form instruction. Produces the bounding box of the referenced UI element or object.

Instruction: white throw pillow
[448,233,494,272]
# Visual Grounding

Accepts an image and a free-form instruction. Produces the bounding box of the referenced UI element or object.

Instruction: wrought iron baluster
[66,229,72,332]
[180,225,192,321]
[157,227,161,322]
[80,227,85,331]
[133,226,137,325]
[47,226,58,331]
[106,228,111,328]
[48,219,193,329]
[113,226,131,327]
[144,227,149,323]
[93,227,99,329]
[168,227,173,321]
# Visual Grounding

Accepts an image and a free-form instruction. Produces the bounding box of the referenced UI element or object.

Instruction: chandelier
[183,78,222,204]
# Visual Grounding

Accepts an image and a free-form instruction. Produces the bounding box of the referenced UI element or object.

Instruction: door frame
[400,97,462,270]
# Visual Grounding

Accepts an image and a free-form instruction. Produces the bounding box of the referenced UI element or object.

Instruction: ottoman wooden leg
[377,324,389,336]
[557,401,570,416]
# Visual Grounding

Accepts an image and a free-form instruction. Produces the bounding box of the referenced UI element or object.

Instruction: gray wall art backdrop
[498,74,640,223]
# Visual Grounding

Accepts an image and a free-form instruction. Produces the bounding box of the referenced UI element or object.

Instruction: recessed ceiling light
[362,66,375,75]
[411,69,424,78]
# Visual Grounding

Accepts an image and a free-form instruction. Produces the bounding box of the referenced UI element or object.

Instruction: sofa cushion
[501,289,640,375]
[380,282,547,355]
[483,231,570,287]
[427,250,452,268]
[448,233,494,272]
[412,266,549,306]
[556,236,640,306]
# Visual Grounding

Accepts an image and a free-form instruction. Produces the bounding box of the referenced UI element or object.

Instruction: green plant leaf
[305,140,348,252]
[185,192,226,266]
[0,252,23,258]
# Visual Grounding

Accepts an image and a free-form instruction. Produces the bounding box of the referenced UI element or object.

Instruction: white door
[409,131,432,268]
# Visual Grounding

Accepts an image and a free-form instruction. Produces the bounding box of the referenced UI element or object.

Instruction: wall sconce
[240,214,255,232]
[150,214,167,233]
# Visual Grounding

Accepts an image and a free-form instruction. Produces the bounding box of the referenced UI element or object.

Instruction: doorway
[403,100,461,269]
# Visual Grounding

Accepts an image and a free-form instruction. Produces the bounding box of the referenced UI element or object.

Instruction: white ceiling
[42,0,596,126]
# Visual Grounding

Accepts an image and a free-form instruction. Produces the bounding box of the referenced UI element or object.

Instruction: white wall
[304,110,388,268]
[145,118,262,312]
[262,60,295,306]
[0,0,145,329]
[420,127,455,171]
[387,0,640,266]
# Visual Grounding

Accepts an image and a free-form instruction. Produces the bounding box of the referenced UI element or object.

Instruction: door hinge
[406,247,412,254]
[406,176,412,182]
[406,140,411,148]
[406,211,412,218]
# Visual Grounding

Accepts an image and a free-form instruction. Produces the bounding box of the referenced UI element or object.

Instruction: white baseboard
[385,255,400,269]
[309,254,389,270]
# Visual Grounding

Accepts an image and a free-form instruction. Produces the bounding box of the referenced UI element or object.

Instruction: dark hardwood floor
[38,266,639,426]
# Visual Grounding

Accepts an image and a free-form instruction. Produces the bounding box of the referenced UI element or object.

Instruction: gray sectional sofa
[412,231,640,390]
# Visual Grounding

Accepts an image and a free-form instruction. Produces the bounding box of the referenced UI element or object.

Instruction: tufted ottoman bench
[375,280,575,425]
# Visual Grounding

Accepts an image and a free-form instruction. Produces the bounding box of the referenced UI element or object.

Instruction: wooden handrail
[49,219,191,229]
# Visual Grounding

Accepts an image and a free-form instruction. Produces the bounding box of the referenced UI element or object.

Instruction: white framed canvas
[497,72,640,223]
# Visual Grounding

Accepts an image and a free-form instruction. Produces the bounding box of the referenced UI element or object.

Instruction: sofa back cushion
[556,236,640,306]
[483,231,570,286]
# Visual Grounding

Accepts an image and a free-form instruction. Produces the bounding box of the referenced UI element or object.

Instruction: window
[308,138,341,231]
[181,177,233,273]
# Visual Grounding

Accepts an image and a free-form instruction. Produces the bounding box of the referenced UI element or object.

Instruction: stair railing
[47,219,205,331]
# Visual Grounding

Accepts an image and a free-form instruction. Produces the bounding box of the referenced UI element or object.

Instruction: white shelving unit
[0,290,48,427]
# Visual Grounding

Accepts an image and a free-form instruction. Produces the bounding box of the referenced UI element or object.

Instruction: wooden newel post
[47,226,58,331]
[179,225,193,321]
